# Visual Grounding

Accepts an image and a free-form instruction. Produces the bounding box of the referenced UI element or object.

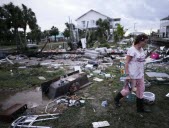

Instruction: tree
[50,26,59,42]
[21,4,37,44]
[27,25,41,44]
[0,2,39,50]
[3,2,23,49]
[96,18,110,43]
[63,28,70,39]
[113,24,125,42]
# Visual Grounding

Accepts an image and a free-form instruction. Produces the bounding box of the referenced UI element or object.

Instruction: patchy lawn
[0,64,65,90]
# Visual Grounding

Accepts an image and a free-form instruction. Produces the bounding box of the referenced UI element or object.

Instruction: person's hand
[125,74,131,82]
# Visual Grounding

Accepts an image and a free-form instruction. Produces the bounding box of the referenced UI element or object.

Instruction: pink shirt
[127,46,145,79]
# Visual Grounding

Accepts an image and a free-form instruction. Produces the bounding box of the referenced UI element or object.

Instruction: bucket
[143,92,155,104]
[126,92,136,102]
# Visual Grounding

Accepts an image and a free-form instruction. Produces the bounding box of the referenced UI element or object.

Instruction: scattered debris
[166,93,169,98]
[93,77,103,82]
[0,104,27,122]
[146,72,169,78]
[41,71,90,99]
[38,76,46,81]
[45,95,85,113]
[11,113,60,128]
[144,79,151,87]
[85,64,94,70]
[92,121,110,128]
[101,100,108,107]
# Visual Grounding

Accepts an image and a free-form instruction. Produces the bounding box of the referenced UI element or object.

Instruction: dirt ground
[0,64,169,128]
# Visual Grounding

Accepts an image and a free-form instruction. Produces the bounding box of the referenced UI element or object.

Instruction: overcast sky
[1,0,169,34]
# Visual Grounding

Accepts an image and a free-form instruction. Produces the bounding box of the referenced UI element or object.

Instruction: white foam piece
[92,121,110,128]
[166,93,169,97]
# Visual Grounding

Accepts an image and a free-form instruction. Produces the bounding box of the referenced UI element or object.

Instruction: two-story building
[159,16,169,38]
[75,9,120,31]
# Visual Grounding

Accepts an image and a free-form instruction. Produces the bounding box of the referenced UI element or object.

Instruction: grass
[38,42,68,51]
[0,64,65,90]
[0,63,169,128]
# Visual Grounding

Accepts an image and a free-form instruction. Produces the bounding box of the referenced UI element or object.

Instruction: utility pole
[134,23,137,32]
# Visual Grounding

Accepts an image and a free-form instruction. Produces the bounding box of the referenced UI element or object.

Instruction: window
[91,20,95,26]
[82,21,85,28]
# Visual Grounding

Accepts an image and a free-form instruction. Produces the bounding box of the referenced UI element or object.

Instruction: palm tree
[3,2,23,50]
[50,26,59,42]
[21,4,37,45]
[27,25,41,44]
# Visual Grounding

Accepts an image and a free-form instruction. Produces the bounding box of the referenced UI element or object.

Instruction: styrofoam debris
[156,78,165,81]
[166,93,169,97]
[105,74,111,78]
[74,66,81,72]
[93,70,101,74]
[92,121,110,128]
[40,62,51,66]
[85,64,93,69]
[93,77,103,82]
[18,66,27,69]
[38,76,46,80]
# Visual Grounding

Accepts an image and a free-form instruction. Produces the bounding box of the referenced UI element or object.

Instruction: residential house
[49,32,64,42]
[75,9,120,31]
[159,16,169,38]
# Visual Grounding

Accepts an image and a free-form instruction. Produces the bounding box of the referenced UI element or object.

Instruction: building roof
[161,16,169,21]
[76,9,113,21]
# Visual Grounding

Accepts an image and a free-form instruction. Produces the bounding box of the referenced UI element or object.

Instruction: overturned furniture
[0,104,27,123]
[41,71,91,99]
[11,113,59,128]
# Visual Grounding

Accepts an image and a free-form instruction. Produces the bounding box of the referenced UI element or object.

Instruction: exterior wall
[112,21,120,28]
[159,20,169,38]
[76,11,108,29]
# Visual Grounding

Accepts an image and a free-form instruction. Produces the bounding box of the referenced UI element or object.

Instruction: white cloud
[0,0,169,33]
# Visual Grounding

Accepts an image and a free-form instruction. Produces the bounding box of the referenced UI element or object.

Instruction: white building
[159,16,169,38]
[75,9,120,30]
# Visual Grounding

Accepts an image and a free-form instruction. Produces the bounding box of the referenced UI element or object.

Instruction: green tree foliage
[50,26,59,42]
[0,2,38,50]
[2,2,23,48]
[21,4,37,44]
[96,18,110,43]
[113,24,125,42]
[27,25,41,44]
[63,28,70,39]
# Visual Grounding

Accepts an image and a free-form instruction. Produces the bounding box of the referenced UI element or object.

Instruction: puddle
[0,87,50,110]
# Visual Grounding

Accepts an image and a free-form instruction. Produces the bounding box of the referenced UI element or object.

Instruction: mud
[0,87,49,110]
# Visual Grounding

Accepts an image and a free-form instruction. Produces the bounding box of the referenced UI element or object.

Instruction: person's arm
[125,55,132,79]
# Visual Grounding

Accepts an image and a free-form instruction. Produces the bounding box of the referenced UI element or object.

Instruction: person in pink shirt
[114,34,151,113]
